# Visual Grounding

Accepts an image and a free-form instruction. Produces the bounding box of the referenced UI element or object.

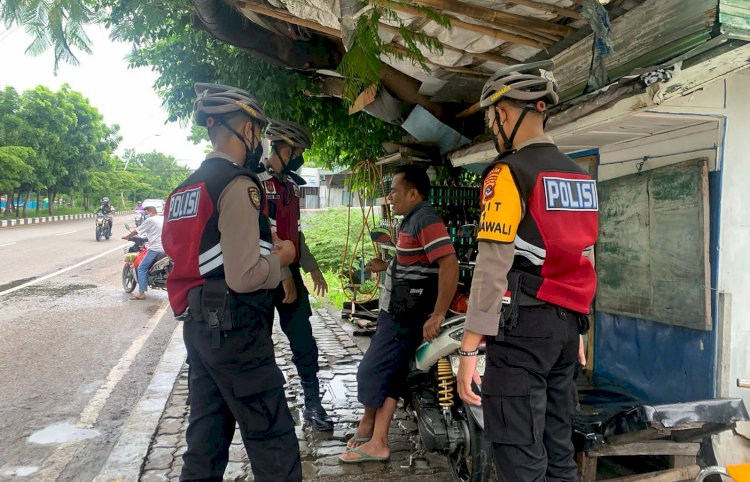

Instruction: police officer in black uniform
[258,120,333,431]
[162,83,301,482]
[457,61,598,482]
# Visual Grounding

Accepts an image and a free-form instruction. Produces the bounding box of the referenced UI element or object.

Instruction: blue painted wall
[593,171,721,403]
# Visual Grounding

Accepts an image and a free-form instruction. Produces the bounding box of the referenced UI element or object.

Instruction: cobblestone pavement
[140,308,454,481]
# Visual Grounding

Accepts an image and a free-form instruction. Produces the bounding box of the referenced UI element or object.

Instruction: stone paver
[139,308,453,481]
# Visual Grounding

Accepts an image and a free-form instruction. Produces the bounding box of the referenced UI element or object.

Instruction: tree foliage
[101,0,402,168]
[1,1,450,168]
[0,84,186,217]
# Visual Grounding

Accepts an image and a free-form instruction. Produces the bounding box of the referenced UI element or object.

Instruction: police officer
[456,61,597,482]
[256,119,333,431]
[162,83,302,482]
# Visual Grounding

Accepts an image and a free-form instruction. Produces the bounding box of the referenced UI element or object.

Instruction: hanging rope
[339,159,392,305]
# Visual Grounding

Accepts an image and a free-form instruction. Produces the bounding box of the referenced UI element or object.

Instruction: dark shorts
[356,309,425,408]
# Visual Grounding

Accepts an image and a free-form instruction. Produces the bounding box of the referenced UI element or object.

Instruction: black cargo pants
[181,293,301,482]
[483,304,582,482]
[267,264,319,382]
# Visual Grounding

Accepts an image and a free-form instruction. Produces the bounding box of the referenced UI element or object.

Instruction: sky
[0,25,208,169]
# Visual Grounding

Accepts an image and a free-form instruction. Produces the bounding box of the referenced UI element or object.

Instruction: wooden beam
[588,441,700,457]
[410,0,575,36]
[379,0,548,49]
[235,0,342,38]
[507,0,583,20]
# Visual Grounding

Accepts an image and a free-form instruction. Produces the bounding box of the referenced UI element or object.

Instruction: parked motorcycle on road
[121,227,172,293]
[95,213,112,242]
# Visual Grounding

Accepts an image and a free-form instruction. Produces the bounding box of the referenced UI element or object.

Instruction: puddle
[0,277,37,292]
[0,466,39,477]
[27,421,99,445]
[323,374,350,403]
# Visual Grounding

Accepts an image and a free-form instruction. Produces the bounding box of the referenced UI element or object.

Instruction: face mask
[143,214,150,219]
[244,142,264,172]
[283,154,304,174]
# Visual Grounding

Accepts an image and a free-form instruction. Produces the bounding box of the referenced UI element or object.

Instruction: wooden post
[577,451,598,482]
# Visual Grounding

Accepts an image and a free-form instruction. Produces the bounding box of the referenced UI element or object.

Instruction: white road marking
[78,302,170,427]
[55,230,77,236]
[32,301,170,481]
[0,244,127,297]
[0,242,16,247]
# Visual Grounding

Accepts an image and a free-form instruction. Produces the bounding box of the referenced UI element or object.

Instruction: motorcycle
[404,313,493,481]
[134,211,144,227]
[95,213,111,242]
[121,227,172,293]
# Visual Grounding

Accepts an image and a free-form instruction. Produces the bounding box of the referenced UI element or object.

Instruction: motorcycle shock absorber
[436,357,455,408]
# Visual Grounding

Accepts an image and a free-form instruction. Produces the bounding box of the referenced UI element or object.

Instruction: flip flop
[346,435,371,449]
[129,295,146,300]
[339,448,390,464]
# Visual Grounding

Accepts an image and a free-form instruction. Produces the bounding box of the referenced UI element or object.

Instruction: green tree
[0,146,35,216]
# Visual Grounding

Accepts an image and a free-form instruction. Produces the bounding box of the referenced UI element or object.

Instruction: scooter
[134,210,144,227]
[368,227,491,481]
[403,314,493,482]
[121,226,172,293]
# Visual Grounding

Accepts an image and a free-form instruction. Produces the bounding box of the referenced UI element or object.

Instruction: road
[0,215,178,481]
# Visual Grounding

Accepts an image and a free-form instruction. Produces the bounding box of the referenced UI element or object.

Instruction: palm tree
[1,0,93,72]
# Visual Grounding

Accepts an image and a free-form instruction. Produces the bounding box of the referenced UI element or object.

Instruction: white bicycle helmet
[265,120,312,149]
[480,60,559,108]
[193,83,268,127]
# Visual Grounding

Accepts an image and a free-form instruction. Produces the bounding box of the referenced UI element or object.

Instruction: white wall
[653,71,750,402]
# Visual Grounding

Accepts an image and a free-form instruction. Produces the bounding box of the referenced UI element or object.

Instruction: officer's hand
[457,356,482,406]
[274,239,296,268]
[281,277,298,304]
[365,258,388,273]
[423,313,445,342]
[310,269,328,297]
[578,335,586,366]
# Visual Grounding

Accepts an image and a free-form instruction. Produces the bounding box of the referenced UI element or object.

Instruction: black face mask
[244,142,264,172]
[219,118,263,171]
[284,154,304,174]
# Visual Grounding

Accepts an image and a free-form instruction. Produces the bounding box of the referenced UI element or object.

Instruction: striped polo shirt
[379,201,455,313]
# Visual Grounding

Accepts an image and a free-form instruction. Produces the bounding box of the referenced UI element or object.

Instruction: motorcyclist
[97,197,115,234]
[134,201,145,226]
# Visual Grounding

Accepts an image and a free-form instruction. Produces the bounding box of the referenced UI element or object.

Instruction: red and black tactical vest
[162,157,273,315]
[487,143,598,314]
[258,171,302,263]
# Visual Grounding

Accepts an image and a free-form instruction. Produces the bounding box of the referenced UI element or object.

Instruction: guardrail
[0,211,130,228]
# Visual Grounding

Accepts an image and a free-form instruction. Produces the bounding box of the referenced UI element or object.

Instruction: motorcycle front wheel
[95,226,101,242]
[448,402,494,482]
[122,265,136,293]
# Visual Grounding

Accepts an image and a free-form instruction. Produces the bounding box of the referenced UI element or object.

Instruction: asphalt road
[0,215,178,481]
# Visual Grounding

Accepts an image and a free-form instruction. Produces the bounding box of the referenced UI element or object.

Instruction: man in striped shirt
[340,164,459,464]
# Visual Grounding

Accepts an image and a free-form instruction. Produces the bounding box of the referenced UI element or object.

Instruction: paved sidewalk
[139,308,453,481]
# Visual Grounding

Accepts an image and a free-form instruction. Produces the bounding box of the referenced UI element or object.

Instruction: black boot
[301,380,334,431]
